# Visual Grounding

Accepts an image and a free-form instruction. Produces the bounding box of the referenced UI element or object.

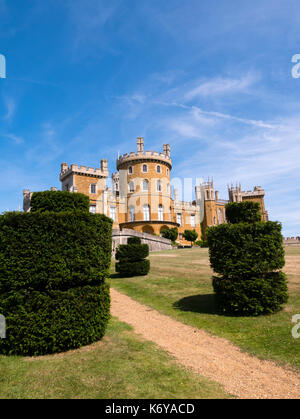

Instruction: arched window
[213,216,217,225]
[129,181,134,192]
[169,207,172,221]
[143,179,149,191]
[157,180,162,192]
[129,206,135,222]
[156,165,161,174]
[128,166,133,174]
[158,204,163,221]
[142,164,148,173]
[143,204,150,221]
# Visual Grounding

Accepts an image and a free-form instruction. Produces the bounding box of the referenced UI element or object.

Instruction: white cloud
[3,98,16,123]
[184,73,258,101]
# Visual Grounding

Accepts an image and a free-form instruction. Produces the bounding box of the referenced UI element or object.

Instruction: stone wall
[112,228,172,253]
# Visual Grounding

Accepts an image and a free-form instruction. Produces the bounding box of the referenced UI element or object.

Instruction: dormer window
[142,164,148,173]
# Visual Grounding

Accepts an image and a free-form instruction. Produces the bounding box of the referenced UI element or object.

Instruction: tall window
[190,214,195,227]
[143,204,150,221]
[156,165,161,173]
[142,164,148,173]
[177,213,182,226]
[157,180,162,192]
[128,166,133,174]
[143,179,149,191]
[169,207,172,221]
[91,184,96,194]
[109,206,116,222]
[158,205,163,221]
[129,206,135,222]
[129,181,134,192]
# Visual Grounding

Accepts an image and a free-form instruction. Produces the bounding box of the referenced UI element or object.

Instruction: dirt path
[111,288,300,399]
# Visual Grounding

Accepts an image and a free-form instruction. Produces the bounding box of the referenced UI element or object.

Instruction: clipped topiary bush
[225,201,262,224]
[116,260,150,277]
[127,237,142,245]
[30,190,90,213]
[207,201,288,316]
[0,204,112,355]
[115,236,150,277]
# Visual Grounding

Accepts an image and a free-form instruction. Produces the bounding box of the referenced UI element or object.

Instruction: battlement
[116,138,172,170]
[60,160,109,181]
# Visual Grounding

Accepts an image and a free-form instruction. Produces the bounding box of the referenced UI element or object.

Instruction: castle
[23,138,268,244]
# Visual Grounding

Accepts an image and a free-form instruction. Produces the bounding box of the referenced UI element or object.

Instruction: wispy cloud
[184,73,258,100]
[3,98,16,123]
[2,133,24,144]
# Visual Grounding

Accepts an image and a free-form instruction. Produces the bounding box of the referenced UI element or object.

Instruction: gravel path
[111,288,300,399]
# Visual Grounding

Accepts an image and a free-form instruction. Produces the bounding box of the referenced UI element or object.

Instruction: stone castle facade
[23,137,268,244]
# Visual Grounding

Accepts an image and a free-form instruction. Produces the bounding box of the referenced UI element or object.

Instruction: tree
[183,229,198,246]
[161,227,178,242]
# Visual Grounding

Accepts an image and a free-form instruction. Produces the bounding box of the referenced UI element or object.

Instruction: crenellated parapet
[60,160,109,181]
[116,138,172,170]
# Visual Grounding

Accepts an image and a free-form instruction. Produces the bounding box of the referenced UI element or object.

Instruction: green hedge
[116,260,150,277]
[115,244,149,262]
[0,284,110,356]
[30,190,90,213]
[127,237,141,245]
[225,201,261,224]
[207,221,285,279]
[212,272,288,316]
[0,212,112,294]
[0,210,112,355]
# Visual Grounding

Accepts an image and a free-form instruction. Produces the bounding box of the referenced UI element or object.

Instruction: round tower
[116,137,178,235]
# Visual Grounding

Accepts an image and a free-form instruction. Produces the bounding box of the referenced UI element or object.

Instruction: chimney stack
[215,190,220,201]
[163,144,170,157]
[101,159,108,172]
[137,137,144,153]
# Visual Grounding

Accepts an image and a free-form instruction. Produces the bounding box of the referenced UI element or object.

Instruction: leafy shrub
[225,201,261,224]
[183,229,198,245]
[195,240,208,248]
[206,201,288,316]
[116,244,149,262]
[0,283,110,356]
[127,237,141,245]
[115,260,150,277]
[161,228,178,242]
[0,210,112,355]
[30,190,90,213]
[212,272,288,316]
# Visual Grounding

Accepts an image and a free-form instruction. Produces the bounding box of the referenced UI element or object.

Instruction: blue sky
[0,0,300,236]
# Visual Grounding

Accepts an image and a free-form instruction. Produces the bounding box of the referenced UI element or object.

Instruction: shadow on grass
[173,294,219,315]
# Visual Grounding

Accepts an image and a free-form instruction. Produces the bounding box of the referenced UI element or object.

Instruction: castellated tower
[59,159,109,214]
[115,137,176,235]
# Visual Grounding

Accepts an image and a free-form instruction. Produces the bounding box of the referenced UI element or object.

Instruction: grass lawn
[110,246,300,370]
[0,317,230,399]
